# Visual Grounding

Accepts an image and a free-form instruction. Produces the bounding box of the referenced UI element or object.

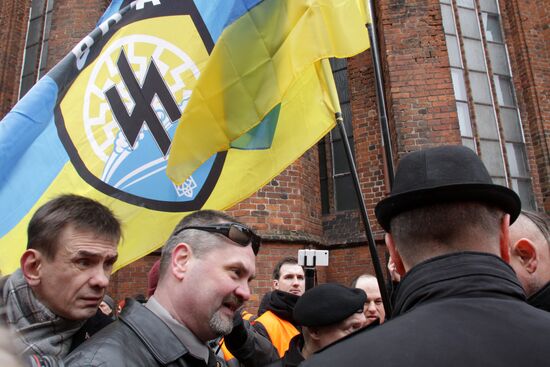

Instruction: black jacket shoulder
[64,299,201,367]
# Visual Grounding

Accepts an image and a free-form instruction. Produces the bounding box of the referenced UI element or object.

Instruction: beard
[209,310,234,336]
[208,294,244,336]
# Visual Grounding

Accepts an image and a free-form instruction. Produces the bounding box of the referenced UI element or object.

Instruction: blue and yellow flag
[0,0,370,274]
[167,0,371,183]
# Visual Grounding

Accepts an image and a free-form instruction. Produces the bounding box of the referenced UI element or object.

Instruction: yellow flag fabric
[0,0,369,274]
[167,0,370,183]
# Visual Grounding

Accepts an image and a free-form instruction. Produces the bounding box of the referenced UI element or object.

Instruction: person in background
[147,260,161,298]
[252,257,305,357]
[351,274,385,326]
[221,257,305,366]
[99,295,115,318]
[508,210,550,311]
[267,283,366,367]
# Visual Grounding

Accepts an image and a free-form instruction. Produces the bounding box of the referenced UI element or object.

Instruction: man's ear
[511,239,538,274]
[20,250,42,286]
[306,327,321,342]
[272,279,279,290]
[171,243,192,280]
[385,233,406,275]
[499,214,511,263]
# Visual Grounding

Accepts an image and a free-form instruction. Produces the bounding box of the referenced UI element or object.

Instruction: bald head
[509,211,550,296]
[352,274,385,325]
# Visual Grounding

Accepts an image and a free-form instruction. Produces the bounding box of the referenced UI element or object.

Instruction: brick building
[1,0,548,312]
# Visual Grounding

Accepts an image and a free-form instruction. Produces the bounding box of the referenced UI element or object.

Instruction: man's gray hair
[159,210,244,279]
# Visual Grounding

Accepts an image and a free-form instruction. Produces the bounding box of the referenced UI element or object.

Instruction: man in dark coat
[508,210,550,311]
[302,145,550,367]
[64,210,260,366]
[267,283,366,367]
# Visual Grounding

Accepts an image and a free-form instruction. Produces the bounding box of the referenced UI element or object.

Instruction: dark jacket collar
[528,281,550,312]
[119,298,190,364]
[393,252,525,317]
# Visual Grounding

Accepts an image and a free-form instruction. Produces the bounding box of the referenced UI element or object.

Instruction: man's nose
[367,301,377,311]
[235,283,251,302]
[89,267,110,289]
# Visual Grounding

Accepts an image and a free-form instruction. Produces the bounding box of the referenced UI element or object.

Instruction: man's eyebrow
[74,250,118,260]
[227,261,255,278]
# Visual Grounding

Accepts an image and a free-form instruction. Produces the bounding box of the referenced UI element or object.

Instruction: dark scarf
[264,290,299,324]
[528,281,550,312]
[2,269,84,358]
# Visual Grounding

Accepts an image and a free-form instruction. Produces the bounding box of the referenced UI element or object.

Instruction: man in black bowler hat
[267,283,366,367]
[302,145,550,367]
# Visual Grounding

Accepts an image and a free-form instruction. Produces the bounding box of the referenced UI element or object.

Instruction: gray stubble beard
[209,310,234,336]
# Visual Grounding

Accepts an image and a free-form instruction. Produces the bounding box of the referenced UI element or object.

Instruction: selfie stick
[304,261,316,291]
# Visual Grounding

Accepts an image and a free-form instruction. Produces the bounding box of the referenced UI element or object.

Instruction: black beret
[293,283,366,327]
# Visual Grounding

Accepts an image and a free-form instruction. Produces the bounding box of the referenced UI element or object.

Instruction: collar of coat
[120,298,192,364]
[528,280,550,312]
[393,251,525,317]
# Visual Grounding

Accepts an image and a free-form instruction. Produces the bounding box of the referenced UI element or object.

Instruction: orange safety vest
[253,310,299,357]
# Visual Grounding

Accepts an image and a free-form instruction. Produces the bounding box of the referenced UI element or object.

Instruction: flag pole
[366,0,395,187]
[321,59,392,317]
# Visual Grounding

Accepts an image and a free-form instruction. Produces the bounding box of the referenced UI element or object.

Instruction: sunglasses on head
[174,223,261,255]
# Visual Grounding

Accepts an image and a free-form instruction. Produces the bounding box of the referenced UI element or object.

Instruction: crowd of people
[1,145,549,366]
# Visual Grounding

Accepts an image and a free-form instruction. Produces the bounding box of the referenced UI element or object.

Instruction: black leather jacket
[64,299,220,367]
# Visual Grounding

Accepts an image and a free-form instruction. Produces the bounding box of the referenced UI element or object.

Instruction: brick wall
[0,0,30,117]
[227,147,324,244]
[377,0,462,158]
[321,49,388,244]
[108,253,160,304]
[500,0,550,211]
[324,242,388,286]
[46,0,108,70]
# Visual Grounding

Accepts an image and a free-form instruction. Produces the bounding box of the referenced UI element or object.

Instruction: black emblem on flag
[105,49,180,156]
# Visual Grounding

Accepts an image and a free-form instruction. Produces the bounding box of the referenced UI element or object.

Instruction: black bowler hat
[293,283,366,327]
[375,145,521,231]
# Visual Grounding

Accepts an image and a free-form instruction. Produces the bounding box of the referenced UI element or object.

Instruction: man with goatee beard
[65,210,261,367]
[221,257,305,366]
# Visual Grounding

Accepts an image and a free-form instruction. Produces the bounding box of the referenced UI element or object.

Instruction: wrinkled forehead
[355,277,381,296]
[279,263,304,277]
[57,225,119,253]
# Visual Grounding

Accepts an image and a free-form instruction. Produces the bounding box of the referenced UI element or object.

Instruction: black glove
[225,310,248,349]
